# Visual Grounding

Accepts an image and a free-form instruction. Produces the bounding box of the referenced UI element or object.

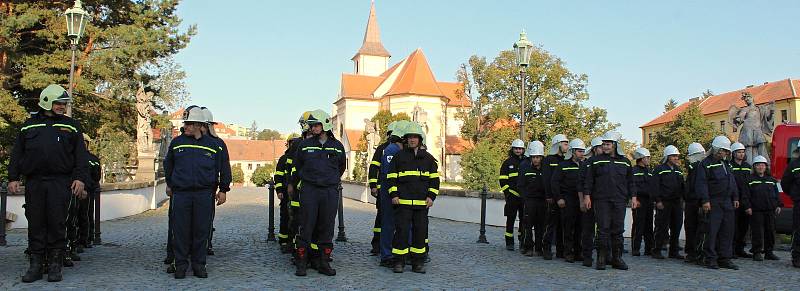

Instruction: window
[248,163,253,170]
[720,120,726,133]
[781,110,788,123]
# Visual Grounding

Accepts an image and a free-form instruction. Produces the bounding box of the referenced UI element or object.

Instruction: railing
[267,180,276,242]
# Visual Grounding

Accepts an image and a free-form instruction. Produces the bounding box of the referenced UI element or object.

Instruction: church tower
[352,1,390,76]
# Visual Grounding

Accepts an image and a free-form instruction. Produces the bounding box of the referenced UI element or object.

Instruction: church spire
[352,1,391,60]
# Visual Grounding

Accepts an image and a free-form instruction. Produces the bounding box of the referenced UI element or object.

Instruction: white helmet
[662,145,680,163]
[752,155,768,165]
[633,147,651,160]
[564,138,586,160]
[711,136,732,152]
[601,131,625,156]
[525,141,545,157]
[591,137,603,148]
[184,107,207,123]
[687,142,706,156]
[511,139,525,149]
[731,142,745,152]
[200,107,219,138]
[549,134,569,155]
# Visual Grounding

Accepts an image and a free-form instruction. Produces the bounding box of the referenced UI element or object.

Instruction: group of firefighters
[273,114,437,275]
[6,84,800,284]
[500,132,800,270]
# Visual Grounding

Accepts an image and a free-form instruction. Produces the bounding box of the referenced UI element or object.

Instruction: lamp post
[513,30,533,140]
[64,0,90,116]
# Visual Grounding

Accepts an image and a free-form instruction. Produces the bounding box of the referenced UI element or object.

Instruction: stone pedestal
[135,151,157,182]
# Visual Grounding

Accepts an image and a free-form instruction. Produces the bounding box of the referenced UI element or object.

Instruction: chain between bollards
[336,184,347,242]
[267,180,276,242]
[476,183,489,244]
[0,182,7,246]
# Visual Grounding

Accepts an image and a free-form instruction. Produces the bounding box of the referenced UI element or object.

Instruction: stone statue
[135,85,155,153]
[728,92,774,164]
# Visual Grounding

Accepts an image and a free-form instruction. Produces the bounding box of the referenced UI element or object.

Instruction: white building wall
[446,107,466,136]
[355,55,389,77]
[386,95,447,165]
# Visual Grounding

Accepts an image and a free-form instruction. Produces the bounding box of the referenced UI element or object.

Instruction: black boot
[69,249,81,262]
[505,237,514,251]
[317,249,336,276]
[295,248,308,276]
[611,248,628,270]
[719,259,739,270]
[21,254,44,283]
[793,258,800,268]
[582,256,593,267]
[542,247,553,260]
[163,254,174,265]
[47,250,63,282]
[735,249,752,259]
[174,265,187,279]
[595,249,607,270]
[411,257,426,274]
[76,245,84,254]
[193,264,208,278]
[631,248,641,257]
[392,257,405,273]
[764,252,779,260]
[753,253,763,261]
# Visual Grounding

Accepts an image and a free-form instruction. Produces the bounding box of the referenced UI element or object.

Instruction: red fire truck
[770,123,797,233]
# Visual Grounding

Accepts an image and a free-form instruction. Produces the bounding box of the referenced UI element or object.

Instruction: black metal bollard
[93,188,102,245]
[476,184,489,244]
[335,184,347,242]
[267,181,276,242]
[0,182,7,246]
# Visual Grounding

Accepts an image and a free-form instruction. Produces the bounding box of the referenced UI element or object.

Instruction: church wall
[446,107,466,136]
[340,99,381,131]
[386,94,448,168]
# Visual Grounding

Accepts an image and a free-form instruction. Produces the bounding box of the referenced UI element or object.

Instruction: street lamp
[513,29,533,140]
[64,0,90,116]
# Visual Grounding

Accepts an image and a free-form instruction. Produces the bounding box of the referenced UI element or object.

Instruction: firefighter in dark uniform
[285,112,311,255]
[695,135,740,270]
[518,141,546,257]
[744,155,782,261]
[292,110,346,277]
[552,138,586,263]
[584,131,633,270]
[199,108,232,256]
[367,121,398,255]
[386,121,439,274]
[580,137,604,267]
[543,134,569,259]
[779,144,800,268]
[630,147,654,257]
[730,142,753,259]
[683,142,706,264]
[378,121,408,267]
[651,145,685,260]
[78,134,101,250]
[499,139,526,251]
[274,137,296,253]
[9,84,88,283]
[163,108,226,279]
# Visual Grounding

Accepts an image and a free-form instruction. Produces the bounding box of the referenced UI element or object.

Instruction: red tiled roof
[642,78,800,128]
[169,109,184,120]
[213,123,237,136]
[343,129,366,151]
[445,135,472,155]
[385,49,445,98]
[341,74,385,99]
[438,81,471,107]
[223,139,287,162]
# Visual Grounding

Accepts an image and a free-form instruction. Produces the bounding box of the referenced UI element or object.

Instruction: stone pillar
[135,150,157,182]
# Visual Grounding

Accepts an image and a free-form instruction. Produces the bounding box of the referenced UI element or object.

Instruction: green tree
[647,102,720,166]
[256,129,282,141]
[0,1,195,180]
[664,98,678,112]
[250,163,276,187]
[455,49,621,189]
[232,163,244,184]
[287,132,301,140]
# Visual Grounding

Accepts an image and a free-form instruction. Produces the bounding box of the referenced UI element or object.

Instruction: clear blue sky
[174,0,799,143]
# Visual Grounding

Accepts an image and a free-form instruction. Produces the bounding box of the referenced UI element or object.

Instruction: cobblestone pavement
[1,187,798,290]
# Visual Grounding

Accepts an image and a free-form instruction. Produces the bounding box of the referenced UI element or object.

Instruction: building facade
[641,78,800,146]
[332,2,471,181]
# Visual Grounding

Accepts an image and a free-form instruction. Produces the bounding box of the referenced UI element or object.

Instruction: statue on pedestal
[135,85,155,154]
[728,92,774,164]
